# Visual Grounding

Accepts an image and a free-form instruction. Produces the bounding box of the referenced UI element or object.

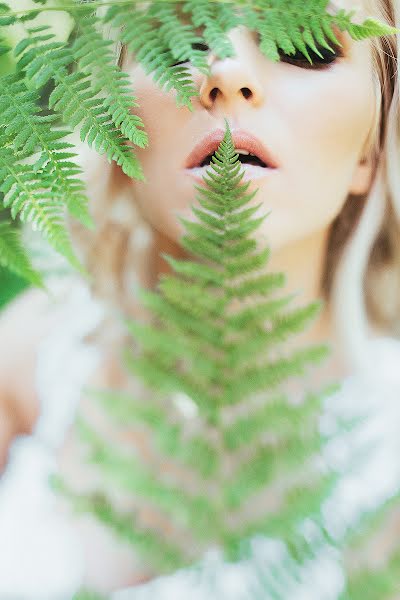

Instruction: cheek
[257,53,376,250]
[123,64,188,230]
[280,52,376,177]
[129,70,177,162]
[277,56,375,219]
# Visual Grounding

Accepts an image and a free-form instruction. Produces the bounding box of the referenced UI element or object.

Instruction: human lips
[184,128,279,183]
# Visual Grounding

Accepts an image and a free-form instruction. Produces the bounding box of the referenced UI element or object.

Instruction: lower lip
[185,164,277,184]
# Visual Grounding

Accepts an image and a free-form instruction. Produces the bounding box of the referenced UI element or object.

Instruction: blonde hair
[328,0,400,369]
[67,0,400,366]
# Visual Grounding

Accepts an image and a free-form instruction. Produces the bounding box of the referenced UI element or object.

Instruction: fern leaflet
[0,221,43,285]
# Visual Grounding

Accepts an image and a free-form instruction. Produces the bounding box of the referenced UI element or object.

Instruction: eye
[278,43,343,69]
[171,42,210,66]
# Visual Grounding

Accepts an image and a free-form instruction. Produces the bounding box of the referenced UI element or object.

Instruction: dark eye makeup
[278,42,344,69]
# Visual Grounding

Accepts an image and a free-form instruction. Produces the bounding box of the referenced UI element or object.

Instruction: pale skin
[0,0,391,593]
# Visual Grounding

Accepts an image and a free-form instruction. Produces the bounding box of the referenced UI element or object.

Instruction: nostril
[241,87,252,99]
[210,88,218,101]
[207,87,253,103]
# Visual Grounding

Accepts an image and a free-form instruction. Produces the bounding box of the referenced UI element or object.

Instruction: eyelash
[171,42,209,66]
[279,44,343,69]
[171,41,343,69]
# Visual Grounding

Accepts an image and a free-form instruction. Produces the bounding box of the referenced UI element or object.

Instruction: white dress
[0,274,106,600]
[1,270,400,600]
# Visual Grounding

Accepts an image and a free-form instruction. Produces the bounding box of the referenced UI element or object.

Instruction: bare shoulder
[0,287,60,440]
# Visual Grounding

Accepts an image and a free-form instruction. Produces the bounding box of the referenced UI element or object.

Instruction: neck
[265,228,350,387]
[265,229,331,347]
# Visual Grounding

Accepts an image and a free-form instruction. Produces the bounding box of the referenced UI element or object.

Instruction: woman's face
[122,0,378,253]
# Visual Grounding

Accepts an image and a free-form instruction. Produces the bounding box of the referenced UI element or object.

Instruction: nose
[198,28,265,110]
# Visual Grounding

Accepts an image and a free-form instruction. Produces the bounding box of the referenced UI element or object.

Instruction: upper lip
[184,128,279,169]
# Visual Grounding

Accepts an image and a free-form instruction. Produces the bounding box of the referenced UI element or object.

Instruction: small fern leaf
[0,22,11,57]
[340,15,400,40]
[0,221,43,286]
[0,0,16,27]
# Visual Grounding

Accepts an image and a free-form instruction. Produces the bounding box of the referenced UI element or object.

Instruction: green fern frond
[237,0,339,63]
[0,220,43,285]
[69,5,148,149]
[0,71,92,228]
[238,0,399,64]
[15,24,144,180]
[151,3,210,74]
[0,140,82,269]
[104,4,200,110]
[65,120,345,577]
[182,0,238,59]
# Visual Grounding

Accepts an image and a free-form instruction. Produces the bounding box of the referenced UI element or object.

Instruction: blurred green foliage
[0,208,28,310]
[0,266,28,309]
[0,1,73,310]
